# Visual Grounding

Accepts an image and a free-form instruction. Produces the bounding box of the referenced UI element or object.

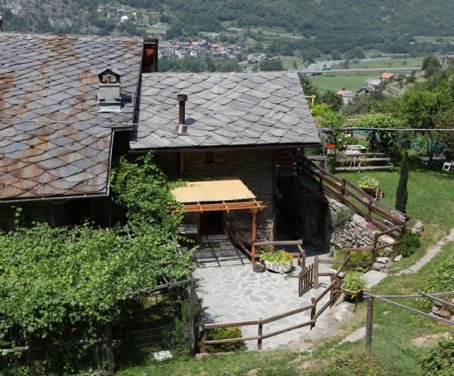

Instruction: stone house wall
[154,148,277,241]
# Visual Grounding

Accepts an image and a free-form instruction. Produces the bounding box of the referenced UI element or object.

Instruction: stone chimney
[98,68,122,113]
[142,38,159,73]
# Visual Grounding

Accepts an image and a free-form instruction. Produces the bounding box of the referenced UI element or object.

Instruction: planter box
[361,187,383,200]
[263,260,292,273]
[341,288,363,302]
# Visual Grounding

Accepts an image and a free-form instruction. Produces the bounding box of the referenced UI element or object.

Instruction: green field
[333,56,424,70]
[308,73,376,93]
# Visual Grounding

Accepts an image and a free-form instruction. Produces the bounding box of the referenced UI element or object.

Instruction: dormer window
[98,68,122,113]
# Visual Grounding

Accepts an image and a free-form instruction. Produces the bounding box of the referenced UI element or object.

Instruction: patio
[194,255,353,350]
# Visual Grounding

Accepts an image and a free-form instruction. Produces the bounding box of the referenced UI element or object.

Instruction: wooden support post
[310,297,317,330]
[314,256,319,289]
[251,209,257,262]
[365,297,374,353]
[200,320,208,353]
[188,278,197,356]
[258,323,263,350]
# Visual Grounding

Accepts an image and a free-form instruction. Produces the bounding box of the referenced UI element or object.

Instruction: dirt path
[398,227,454,275]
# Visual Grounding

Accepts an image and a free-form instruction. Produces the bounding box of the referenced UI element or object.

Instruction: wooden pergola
[172,179,266,260]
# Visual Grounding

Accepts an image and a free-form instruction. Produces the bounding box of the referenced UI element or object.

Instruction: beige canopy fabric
[172,179,256,204]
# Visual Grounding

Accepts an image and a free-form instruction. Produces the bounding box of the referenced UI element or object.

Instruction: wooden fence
[298,157,407,266]
[299,157,407,232]
[200,265,345,352]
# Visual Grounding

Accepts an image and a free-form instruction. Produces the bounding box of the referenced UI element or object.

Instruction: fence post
[332,275,341,308]
[329,273,335,306]
[310,297,317,329]
[314,256,319,289]
[258,322,263,350]
[188,277,197,356]
[365,297,374,353]
[200,320,208,353]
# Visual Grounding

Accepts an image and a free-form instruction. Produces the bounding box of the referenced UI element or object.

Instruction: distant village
[96,4,266,63]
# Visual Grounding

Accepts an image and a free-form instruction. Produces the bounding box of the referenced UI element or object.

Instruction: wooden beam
[174,200,266,213]
[251,209,257,262]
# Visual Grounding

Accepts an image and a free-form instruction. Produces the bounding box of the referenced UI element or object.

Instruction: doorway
[199,211,225,235]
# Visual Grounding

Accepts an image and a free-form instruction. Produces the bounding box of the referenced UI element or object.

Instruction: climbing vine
[0,153,193,373]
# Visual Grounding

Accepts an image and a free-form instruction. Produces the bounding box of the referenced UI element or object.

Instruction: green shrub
[260,249,293,264]
[419,336,454,376]
[333,207,354,228]
[204,327,247,353]
[393,230,421,257]
[342,271,366,292]
[420,254,454,312]
[359,175,380,190]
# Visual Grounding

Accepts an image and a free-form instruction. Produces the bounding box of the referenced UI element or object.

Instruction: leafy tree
[395,153,409,213]
[422,55,442,78]
[320,90,343,111]
[298,74,320,99]
[0,154,193,374]
[259,59,284,71]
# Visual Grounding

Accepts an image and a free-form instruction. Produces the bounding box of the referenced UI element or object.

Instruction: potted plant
[358,175,382,199]
[260,249,293,273]
[341,271,366,301]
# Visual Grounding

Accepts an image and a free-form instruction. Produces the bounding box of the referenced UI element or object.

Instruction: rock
[246,370,261,376]
[393,254,403,262]
[195,353,211,359]
[432,305,452,319]
[352,214,367,227]
[372,262,386,271]
[379,235,395,245]
[376,257,390,264]
[152,350,173,361]
[252,261,265,273]
[383,247,393,255]
[411,220,424,235]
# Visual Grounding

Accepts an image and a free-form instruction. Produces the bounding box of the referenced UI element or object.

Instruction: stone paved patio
[194,256,351,350]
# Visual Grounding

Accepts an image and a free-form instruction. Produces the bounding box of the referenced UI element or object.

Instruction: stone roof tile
[0,33,142,201]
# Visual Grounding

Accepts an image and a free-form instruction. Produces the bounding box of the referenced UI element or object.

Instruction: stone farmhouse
[0,32,322,255]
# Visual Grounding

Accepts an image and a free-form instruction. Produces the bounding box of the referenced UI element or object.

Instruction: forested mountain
[2,0,454,58]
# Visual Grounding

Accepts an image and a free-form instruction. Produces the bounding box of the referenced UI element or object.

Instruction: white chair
[442,162,453,172]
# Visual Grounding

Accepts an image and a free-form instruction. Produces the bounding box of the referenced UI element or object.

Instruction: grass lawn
[309,73,376,93]
[337,162,454,271]
[118,164,453,375]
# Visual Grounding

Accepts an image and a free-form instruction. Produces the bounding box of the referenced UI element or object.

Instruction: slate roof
[130,72,319,150]
[0,33,142,202]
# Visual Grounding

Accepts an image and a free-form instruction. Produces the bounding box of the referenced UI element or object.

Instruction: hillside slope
[2,0,454,56]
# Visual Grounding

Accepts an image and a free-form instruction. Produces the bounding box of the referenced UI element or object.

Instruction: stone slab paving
[194,257,343,350]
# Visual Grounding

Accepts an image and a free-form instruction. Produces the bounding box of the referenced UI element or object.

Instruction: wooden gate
[299,264,314,297]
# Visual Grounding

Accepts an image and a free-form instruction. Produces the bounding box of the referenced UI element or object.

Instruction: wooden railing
[299,157,407,232]
[298,157,408,266]
[199,268,343,352]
